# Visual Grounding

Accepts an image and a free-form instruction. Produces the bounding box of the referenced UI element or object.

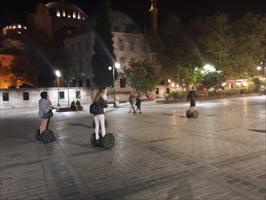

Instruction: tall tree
[53,51,75,87]
[159,15,202,85]
[124,62,159,93]
[229,13,266,79]
[191,13,233,75]
[91,0,115,88]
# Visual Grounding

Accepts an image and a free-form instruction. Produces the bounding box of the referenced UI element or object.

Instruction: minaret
[149,0,158,32]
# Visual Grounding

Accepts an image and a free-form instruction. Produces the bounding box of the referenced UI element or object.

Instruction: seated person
[71,101,76,110]
[76,100,82,110]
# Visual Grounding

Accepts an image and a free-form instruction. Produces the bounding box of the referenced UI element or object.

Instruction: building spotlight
[115,62,121,69]
[55,70,61,78]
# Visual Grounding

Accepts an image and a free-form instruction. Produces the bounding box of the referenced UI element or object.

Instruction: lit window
[77,13,81,19]
[73,11,76,19]
[24,26,27,30]
[68,13,71,18]
[56,10,61,17]
[12,25,16,29]
[18,31,21,34]
[62,10,66,17]
[118,39,124,50]
[82,16,85,20]
[18,24,21,29]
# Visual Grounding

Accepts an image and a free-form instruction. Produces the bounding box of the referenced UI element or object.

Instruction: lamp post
[108,62,120,107]
[55,70,61,107]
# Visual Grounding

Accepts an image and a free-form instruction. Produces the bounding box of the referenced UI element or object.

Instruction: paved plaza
[0,96,266,200]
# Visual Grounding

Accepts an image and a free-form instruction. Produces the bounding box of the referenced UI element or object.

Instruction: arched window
[77,12,81,20]
[62,10,66,17]
[73,11,76,19]
[129,40,135,51]
[56,9,61,17]
[118,39,124,51]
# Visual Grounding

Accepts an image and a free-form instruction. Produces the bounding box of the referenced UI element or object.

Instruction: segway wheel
[42,130,55,143]
[92,119,108,129]
[102,133,115,150]
[90,133,103,147]
[192,110,199,118]
[186,110,193,118]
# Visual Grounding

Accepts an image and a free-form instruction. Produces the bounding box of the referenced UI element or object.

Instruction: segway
[186,109,199,119]
[36,110,56,143]
[90,119,115,150]
[90,133,115,150]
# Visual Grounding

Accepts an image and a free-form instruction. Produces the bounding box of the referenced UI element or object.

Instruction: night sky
[1,0,266,29]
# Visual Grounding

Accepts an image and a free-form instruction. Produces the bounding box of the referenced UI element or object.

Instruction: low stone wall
[0,87,93,109]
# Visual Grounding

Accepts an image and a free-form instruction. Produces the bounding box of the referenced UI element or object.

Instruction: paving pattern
[0,96,266,200]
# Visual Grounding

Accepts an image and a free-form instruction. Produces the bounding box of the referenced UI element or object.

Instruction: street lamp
[257,66,262,71]
[55,70,61,107]
[108,62,120,107]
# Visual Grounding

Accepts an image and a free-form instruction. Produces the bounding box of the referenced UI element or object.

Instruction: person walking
[92,90,108,142]
[38,92,52,134]
[187,87,197,112]
[128,92,136,113]
[135,93,142,113]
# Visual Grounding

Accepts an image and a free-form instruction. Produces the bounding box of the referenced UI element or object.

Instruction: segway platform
[36,129,56,143]
[90,133,115,150]
[186,109,199,119]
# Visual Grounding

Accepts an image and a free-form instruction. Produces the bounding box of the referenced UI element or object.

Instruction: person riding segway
[36,92,56,143]
[90,89,115,149]
[186,87,199,118]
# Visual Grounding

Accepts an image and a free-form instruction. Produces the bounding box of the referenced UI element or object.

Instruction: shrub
[168,92,186,99]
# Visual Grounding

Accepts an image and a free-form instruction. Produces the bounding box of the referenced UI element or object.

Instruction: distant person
[92,90,108,142]
[187,87,197,112]
[71,101,76,110]
[135,93,142,113]
[76,100,81,110]
[38,92,53,134]
[128,92,136,113]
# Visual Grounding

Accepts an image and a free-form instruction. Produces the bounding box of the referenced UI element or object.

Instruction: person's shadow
[166,181,194,200]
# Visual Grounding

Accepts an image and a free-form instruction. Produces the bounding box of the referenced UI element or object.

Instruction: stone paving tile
[0,96,266,200]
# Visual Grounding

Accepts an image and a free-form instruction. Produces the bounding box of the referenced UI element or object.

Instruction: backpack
[90,102,98,114]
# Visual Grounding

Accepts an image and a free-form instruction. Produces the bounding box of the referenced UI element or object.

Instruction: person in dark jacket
[93,91,108,141]
[187,87,197,112]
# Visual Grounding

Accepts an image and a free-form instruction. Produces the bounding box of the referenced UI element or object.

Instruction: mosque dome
[108,10,142,34]
[45,1,87,20]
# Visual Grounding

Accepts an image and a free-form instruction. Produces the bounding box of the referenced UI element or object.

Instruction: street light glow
[108,66,112,71]
[168,79,171,83]
[55,70,61,77]
[257,66,262,71]
[202,64,216,74]
[115,62,121,69]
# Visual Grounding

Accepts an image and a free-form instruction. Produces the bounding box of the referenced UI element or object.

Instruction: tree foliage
[159,15,202,85]
[124,62,159,93]
[201,72,225,89]
[53,51,75,86]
